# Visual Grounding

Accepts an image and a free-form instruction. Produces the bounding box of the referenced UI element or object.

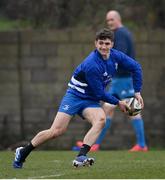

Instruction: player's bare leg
[13,112,72,168]
[82,108,106,145]
[31,112,71,146]
[88,103,115,151]
[73,103,115,152]
[73,107,106,167]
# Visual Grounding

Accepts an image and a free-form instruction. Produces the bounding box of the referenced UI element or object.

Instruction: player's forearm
[101,92,119,105]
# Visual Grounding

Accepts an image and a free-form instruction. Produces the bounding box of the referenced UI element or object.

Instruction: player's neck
[102,52,110,60]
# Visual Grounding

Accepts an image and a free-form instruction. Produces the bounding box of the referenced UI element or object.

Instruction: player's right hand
[134,92,144,109]
[118,100,130,113]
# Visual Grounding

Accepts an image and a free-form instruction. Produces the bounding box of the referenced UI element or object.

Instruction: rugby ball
[125,97,142,116]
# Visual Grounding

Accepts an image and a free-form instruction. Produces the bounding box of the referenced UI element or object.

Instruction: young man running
[13,28,144,169]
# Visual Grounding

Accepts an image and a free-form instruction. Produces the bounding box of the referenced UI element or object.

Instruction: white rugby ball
[125,97,142,116]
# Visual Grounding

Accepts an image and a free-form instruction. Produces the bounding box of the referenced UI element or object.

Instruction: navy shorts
[58,92,101,116]
[108,76,134,100]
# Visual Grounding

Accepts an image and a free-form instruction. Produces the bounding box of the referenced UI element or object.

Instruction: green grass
[1,150,165,179]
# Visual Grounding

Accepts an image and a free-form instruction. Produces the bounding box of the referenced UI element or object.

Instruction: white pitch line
[28,173,64,179]
[50,160,61,163]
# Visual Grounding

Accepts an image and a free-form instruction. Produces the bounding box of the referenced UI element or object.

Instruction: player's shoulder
[110,48,126,62]
[110,48,123,56]
[82,50,99,70]
[86,50,96,60]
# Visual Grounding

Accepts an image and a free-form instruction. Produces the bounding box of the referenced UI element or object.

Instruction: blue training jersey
[114,26,135,77]
[67,48,142,105]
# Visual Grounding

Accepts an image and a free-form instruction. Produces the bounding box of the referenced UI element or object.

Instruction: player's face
[95,38,113,59]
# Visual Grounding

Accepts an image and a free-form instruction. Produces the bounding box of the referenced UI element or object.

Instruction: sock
[131,118,146,147]
[77,144,91,157]
[20,142,35,162]
[95,117,111,145]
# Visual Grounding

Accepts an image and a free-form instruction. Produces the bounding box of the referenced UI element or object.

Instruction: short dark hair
[95,28,114,41]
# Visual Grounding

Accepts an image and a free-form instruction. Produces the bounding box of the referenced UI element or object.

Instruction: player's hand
[134,92,144,109]
[118,100,130,113]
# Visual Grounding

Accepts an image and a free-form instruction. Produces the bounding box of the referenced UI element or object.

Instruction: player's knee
[49,127,67,139]
[103,103,115,117]
[95,116,106,129]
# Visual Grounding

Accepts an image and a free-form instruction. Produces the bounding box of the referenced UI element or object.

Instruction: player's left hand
[118,100,130,113]
[134,92,144,109]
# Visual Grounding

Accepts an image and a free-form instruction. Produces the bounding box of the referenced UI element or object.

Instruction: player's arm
[117,51,144,108]
[85,67,118,104]
[85,67,129,112]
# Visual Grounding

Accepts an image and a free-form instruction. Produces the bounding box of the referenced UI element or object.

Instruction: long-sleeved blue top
[114,26,135,77]
[114,26,135,58]
[67,48,142,105]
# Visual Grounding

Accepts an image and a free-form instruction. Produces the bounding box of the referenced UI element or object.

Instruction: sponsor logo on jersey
[103,72,108,76]
[63,105,70,110]
[115,63,118,70]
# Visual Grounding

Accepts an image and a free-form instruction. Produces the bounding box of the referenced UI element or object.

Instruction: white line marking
[50,160,61,163]
[28,173,64,179]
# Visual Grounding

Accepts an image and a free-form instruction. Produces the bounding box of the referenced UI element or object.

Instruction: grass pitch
[1,150,165,179]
